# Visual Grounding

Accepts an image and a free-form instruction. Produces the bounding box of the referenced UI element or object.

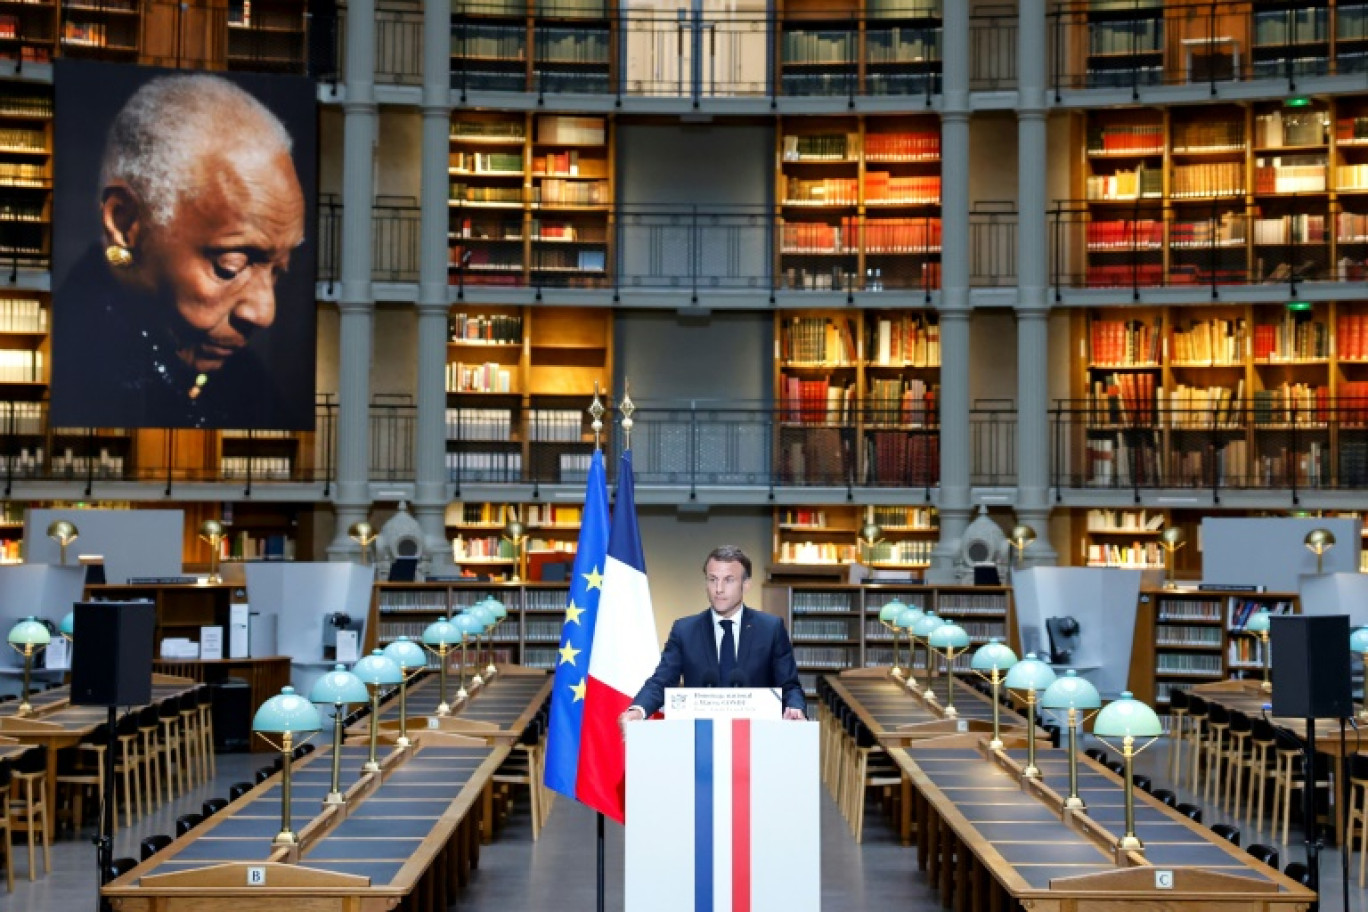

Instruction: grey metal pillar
[414,0,454,558]
[1015,0,1056,564]
[933,0,972,570]
[327,0,378,560]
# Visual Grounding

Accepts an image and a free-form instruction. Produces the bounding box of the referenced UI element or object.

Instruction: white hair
[99,74,293,226]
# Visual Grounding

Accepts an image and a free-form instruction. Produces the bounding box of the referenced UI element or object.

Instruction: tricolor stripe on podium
[693,718,753,912]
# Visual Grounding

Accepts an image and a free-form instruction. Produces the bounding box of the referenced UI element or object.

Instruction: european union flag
[543,448,610,800]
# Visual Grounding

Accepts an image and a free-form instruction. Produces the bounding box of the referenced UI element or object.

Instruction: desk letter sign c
[247,866,267,886]
[1155,870,1174,890]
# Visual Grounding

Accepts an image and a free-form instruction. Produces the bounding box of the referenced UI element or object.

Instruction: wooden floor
[9,740,1368,911]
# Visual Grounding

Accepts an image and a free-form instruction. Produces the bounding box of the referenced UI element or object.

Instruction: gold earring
[105,245,132,268]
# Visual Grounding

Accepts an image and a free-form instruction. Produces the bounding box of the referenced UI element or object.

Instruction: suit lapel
[697,609,721,681]
[734,606,757,674]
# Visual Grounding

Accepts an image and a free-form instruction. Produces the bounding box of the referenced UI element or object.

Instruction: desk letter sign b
[247,866,267,886]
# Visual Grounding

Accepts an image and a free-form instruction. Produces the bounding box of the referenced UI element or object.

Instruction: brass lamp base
[16,701,31,715]
[943,706,959,719]
[396,736,411,749]
[890,666,903,680]
[1261,680,1272,693]
[324,791,346,805]
[436,702,451,716]
[1118,835,1143,850]
[1022,765,1041,779]
[904,675,918,691]
[1064,795,1086,810]
[988,738,1004,751]
[363,760,382,773]
[272,830,298,847]
[485,663,497,677]
[471,673,485,687]
[456,687,469,701]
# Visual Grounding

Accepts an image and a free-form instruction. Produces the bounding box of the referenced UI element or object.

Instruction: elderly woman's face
[138,149,304,374]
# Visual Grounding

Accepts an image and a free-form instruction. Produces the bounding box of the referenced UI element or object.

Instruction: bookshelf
[0,0,56,64]
[1077,508,1166,569]
[761,581,1015,697]
[531,0,613,94]
[1075,0,1164,90]
[225,0,308,72]
[442,500,580,579]
[365,580,569,670]
[775,0,941,97]
[449,112,612,289]
[1071,300,1368,490]
[1128,588,1299,718]
[445,305,610,485]
[452,0,529,92]
[776,308,940,487]
[772,504,937,571]
[776,114,941,293]
[0,80,51,270]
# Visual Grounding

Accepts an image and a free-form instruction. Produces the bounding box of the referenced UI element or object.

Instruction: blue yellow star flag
[543,447,610,801]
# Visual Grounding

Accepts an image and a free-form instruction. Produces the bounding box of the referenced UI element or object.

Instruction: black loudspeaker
[1271,614,1353,719]
[71,601,156,707]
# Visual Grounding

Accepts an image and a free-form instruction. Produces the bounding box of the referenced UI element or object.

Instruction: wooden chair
[1245,717,1279,825]
[1166,689,1191,781]
[9,745,50,880]
[54,727,107,835]
[137,705,163,811]
[0,760,13,893]
[195,685,217,781]
[1274,749,1331,847]
[178,691,204,787]
[1222,710,1253,816]
[113,710,144,828]
[1201,702,1231,806]
[1185,695,1209,793]
[1345,753,1368,886]
[492,720,545,840]
[158,697,186,798]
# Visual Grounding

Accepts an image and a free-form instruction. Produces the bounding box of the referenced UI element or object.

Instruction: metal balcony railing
[449,3,944,101]
[324,204,1026,292]
[1050,198,1348,293]
[1049,0,1356,98]
[1051,399,1368,500]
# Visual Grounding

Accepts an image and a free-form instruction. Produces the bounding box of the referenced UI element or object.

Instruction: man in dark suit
[621,545,807,724]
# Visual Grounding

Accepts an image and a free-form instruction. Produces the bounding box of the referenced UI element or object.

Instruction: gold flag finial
[620,379,635,451]
[588,381,605,451]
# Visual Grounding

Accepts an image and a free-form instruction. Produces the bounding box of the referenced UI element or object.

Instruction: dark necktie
[719,619,737,686]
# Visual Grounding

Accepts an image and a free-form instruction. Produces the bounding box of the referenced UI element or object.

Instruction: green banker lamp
[454,612,485,699]
[309,664,370,804]
[1352,626,1368,721]
[971,639,1019,750]
[353,650,403,773]
[894,604,925,689]
[382,637,427,749]
[877,598,907,679]
[927,622,972,718]
[1245,609,1273,693]
[422,618,460,715]
[8,616,50,715]
[1004,653,1056,778]
[466,600,497,686]
[1040,670,1102,810]
[58,611,74,640]
[1092,691,1164,851]
[484,597,508,676]
[910,611,944,697]
[251,687,322,845]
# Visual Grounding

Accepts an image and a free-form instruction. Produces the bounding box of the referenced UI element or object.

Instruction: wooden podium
[625,717,820,912]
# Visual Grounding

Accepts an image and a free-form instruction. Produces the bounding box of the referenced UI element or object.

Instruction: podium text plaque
[664,687,782,720]
[625,718,819,912]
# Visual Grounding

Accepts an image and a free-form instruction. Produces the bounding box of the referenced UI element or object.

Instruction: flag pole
[590,382,607,912]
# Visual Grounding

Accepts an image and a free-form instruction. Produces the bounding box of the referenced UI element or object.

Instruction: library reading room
[12,1,1368,911]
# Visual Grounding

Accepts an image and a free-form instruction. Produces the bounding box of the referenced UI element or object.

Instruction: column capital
[337,297,375,316]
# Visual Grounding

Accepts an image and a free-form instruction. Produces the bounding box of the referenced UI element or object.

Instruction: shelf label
[247,866,266,886]
[1155,870,1174,890]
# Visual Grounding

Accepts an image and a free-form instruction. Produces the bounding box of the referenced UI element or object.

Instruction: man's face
[704,558,750,618]
[138,148,304,374]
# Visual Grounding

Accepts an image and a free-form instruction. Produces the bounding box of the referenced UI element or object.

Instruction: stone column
[413,0,454,559]
[1015,0,1057,565]
[327,0,378,560]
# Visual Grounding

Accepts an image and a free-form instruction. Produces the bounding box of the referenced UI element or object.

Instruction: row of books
[1086,219,1162,250]
[1252,315,1328,360]
[1155,624,1222,646]
[865,27,940,64]
[450,184,523,204]
[536,28,610,65]
[450,312,522,343]
[862,430,938,486]
[792,618,854,641]
[449,151,523,174]
[1228,599,1293,630]
[1173,120,1246,153]
[446,361,515,393]
[793,591,856,612]
[225,533,295,561]
[864,539,933,565]
[781,31,854,65]
[1086,542,1162,568]
[1157,598,1222,621]
[446,408,513,442]
[1085,508,1165,532]
[220,457,291,480]
[865,378,937,427]
[1255,109,1328,149]
[1171,214,1246,247]
[0,349,39,382]
[453,502,512,526]
[1088,18,1161,57]
[1171,317,1245,365]
[378,591,450,612]
[1253,7,1327,46]
[453,24,525,61]
[1253,156,1326,194]
[779,217,941,254]
[1083,433,1163,487]
[0,299,43,334]
[1171,162,1246,198]
[537,179,608,205]
[1252,214,1324,245]
[1227,639,1267,667]
[451,534,517,560]
[937,592,1011,612]
[1089,318,1161,367]
[0,94,51,118]
[451,119,526,141]
[1155,653,1222,675]
[533,151,601,178]
[869,313,940,366]
[782,133,856,161]
[1168,384,1242,427]
[1337,315,1368,360]
[872,505,937,529]
[782,315,856,364]
[1086,123,1164,157]
[780,376,854,426]
[1084,166,1162,201]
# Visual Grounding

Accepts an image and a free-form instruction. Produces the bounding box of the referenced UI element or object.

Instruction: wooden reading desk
[357,666,551,746]
[892,740,1316,911]
[104,735,509,912]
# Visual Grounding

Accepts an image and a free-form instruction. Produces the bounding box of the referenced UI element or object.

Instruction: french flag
[576,448,660,822]
[626,718,821,912]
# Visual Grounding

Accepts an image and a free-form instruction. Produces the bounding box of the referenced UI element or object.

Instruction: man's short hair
[704,545,752,580]
[99,74,293,226]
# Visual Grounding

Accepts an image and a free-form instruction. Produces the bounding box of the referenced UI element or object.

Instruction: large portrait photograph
[50,59,318,431]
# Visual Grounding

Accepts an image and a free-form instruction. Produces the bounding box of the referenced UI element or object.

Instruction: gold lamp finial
[1159,526,1186,589]
[47,519,78,566]
[349,521,376,565]
[1305,528,1336,574]
[199,518,227,583]
[1009,524,1036,571]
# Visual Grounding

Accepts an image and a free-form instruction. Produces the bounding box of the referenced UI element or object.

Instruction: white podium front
[625,718,820,912]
